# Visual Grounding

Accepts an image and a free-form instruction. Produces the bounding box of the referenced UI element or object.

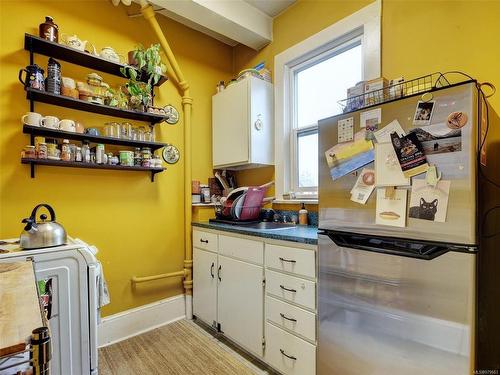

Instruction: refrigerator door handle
[325,231,451,260]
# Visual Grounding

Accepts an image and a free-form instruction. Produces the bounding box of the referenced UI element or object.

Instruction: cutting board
[0,261,44,357]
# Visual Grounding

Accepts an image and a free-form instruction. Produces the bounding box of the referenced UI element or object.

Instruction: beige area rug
[99,319,258,375]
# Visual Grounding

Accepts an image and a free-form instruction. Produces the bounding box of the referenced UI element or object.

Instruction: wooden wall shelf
[21,158,165,181]
[26,88,166,124]
[23,125,167,152]
[24,34,167,86]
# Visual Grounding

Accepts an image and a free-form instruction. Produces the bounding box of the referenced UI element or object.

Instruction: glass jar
[121,122,133,140]
[153,155,162,168]
[134,147,142,166]
[144,127,153,142]
[23,145,36,159]
[69,143,76,162]
[38,143,48,159]
[81,142,90,163]
[141,147,151,167]
[61,139,71,161]
[75,147,82,162]
[136,126,145,141]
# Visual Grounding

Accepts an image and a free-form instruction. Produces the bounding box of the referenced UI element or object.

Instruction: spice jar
[38,143,48,159]
[81,141,91,163]
[23,145,36,159]
[134,147,142,166]
[141,147,152,167]
[61,139,71,161]
[75,147,82,162]
[153,155,162,168]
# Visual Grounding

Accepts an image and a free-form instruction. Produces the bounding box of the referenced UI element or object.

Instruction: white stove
[0,237,100,375]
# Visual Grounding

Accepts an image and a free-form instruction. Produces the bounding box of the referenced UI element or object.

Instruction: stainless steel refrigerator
[318,81,478,375]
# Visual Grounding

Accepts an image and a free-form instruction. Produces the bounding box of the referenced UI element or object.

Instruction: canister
[119,150,134,166]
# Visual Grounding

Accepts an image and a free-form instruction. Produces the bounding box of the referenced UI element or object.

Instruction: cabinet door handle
[279,257,296,263]
[280,285,297,293]
[210,262,215,279]
[280,313,297,322]
[218,265,222,281]
[200,239,209,244]
[280,349,297,361]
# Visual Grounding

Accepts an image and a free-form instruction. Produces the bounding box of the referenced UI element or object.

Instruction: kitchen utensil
[99,47,123,63]
[39,16,58,42]
[20,204,67,249]
[58,119,76,132]
[19,64,45,90]
[41,116,59,129]
[22,112,42,126]
[60,34,87,51]
[239,187,266,221]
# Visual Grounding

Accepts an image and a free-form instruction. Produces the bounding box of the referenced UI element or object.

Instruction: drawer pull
[279,257,296,263]
[280,285,297,293]
[210,262,215,279]
[218,265,222,282]
[200,239,209,244]
[279,313,297,322]
[280,349,297,361]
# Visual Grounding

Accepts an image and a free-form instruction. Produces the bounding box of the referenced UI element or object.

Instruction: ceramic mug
[58,119,76,132]
[85,127,99,136]
[75,122,85,134]
[21,112,42,126]
[41,116,59,129]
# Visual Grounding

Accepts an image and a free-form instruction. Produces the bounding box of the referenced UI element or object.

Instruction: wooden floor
[99,319,260,375]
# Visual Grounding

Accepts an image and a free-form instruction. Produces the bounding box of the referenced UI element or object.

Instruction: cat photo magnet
[409,179,451,222]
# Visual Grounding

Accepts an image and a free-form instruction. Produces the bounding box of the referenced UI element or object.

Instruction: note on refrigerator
[376,188,407,227]
[350,168,375,204]
[338,117,354,143]
[374,142,410,187]
[374,119,406,143]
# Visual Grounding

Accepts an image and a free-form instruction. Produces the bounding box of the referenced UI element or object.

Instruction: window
[274,1,381,202]
[291,42,362,194]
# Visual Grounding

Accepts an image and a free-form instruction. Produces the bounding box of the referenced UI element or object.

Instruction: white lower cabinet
[218,255,264,357]
[265,323,316,375]
[193,247,218,328]
[192,228,317,375]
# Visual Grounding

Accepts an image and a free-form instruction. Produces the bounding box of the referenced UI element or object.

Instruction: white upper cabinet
[212,76,273,169]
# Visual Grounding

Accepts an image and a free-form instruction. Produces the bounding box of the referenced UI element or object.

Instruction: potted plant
[124,80,151,112]
[123,43,166,87]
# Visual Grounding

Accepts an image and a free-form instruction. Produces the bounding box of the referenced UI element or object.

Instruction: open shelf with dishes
[21,158,166,181]
[24,34,167,86]
[21,34,171,181]
[26,88,167,123]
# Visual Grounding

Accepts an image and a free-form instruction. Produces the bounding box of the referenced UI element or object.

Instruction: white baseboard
[98,294,186,347]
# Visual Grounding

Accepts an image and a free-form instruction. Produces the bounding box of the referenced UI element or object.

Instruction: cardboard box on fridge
[346,81,365,111]
[364,77,389,106]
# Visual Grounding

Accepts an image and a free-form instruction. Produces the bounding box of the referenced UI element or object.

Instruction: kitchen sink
[242,222,296,230]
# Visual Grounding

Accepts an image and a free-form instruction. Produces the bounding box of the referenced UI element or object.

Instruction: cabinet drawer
[266,296,316,342]
[219,235,263,264]
[193,230,218,252]
[266,270,316,311]
[265,244,316,279]
[265,323,316,375]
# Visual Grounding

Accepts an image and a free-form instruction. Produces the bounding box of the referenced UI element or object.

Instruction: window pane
[297,131,318,188]
[296,44,362,128]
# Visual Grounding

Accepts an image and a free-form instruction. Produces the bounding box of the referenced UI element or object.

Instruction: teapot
[60,34,88,52]
[20,204,67,249]
[99,47,123,63]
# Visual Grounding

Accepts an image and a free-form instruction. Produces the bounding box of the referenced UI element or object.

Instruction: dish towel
[96,260,111,308]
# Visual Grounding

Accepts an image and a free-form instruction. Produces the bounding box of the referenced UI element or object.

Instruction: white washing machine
[0,238,100,375]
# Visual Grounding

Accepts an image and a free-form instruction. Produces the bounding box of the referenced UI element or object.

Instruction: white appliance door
[318,234,475,375]
[0,250,92,375]
[318,82,478,246]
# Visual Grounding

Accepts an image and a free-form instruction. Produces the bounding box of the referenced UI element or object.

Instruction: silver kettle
[20,204,67,249]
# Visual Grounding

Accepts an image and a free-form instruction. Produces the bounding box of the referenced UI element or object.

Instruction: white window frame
[274,0,381,203]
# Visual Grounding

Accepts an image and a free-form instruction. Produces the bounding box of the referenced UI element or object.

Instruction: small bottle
[96,144,104,164]
[61,139,71,161]
[75,147,82,162]
[81,142,91,163]
[298,203,308,225]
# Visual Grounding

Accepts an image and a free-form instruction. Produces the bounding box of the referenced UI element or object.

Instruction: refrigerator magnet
[337,117,354,143]
[409,179,451,222]
[413,100,436,126]
[447,111,468,129]
[376,188,407,227]
[350,168,375,204]
[390,132,429,178]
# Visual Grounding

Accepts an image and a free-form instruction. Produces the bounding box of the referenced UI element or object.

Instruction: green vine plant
[120,43,167,88]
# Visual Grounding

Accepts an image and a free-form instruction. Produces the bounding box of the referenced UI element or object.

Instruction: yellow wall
[0,0,232,316]
[234,0,500,207]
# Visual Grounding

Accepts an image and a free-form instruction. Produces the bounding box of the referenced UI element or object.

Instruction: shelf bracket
[30,162,35,178]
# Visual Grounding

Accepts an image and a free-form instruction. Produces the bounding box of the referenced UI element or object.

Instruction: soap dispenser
[298,203,308,225]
